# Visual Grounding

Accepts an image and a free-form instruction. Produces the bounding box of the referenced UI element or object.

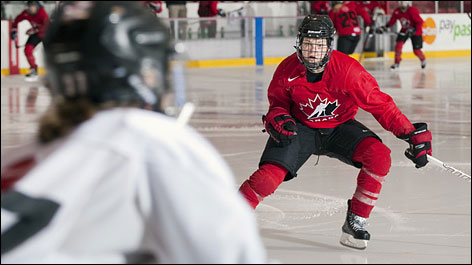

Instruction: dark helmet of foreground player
[295,15,336,71]
[43,1,173,111]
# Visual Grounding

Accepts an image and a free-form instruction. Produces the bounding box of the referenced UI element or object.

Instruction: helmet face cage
[295,15,336,72]
[296,35,333,72]
[399,1,411,10]
[26,1,40,14]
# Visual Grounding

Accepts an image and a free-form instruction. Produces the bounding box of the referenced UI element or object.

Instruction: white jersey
[1,108,266,264]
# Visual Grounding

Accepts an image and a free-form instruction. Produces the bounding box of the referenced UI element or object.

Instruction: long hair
[38,98,99,144]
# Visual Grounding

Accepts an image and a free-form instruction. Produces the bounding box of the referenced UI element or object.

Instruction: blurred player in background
[1,2,266,263]
[10,1,49,81]
[238,14,432,250]
[166,1,188,40]
[311,1,330,15]
[198,1,226,38]
[358,1,386,22]
[379,1,426,69]
[329,1,372,55]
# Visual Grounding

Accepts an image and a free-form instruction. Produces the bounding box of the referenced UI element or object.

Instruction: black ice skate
[339,199,370,250]
[25,67,38,82]
[390,63,399,70]
[421,59,426,69]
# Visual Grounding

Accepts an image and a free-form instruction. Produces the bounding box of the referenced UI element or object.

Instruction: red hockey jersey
[12,7,49,38]
[387,6,423,36]
[267,50,415,136]
[198,1,219,17]
[329,1,371,36]
[311,1,330,15]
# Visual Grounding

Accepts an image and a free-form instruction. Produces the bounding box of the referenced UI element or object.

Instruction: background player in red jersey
[311,1,330,15]
[358,1,387,22]
[10,1,49,81]
[238,14,432,250]
[328,1,372,55]
[198,1,226,38]
[380,1,426,69]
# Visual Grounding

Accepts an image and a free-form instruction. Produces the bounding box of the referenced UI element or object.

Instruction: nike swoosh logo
[288,76,300,82]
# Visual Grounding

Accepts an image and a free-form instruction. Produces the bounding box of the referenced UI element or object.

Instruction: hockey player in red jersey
[198,1,226,38]
[381,1,426,69]
[238,14,432,250]
[329,1,372,55]
[10,1,49,81]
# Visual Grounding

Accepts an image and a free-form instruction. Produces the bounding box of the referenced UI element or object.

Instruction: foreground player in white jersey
[1,2,266,263]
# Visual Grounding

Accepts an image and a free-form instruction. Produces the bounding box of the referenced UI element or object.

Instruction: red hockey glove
[398,123,432,168]
[263,109,297,146]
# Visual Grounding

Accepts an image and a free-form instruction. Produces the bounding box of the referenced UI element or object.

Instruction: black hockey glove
[10,29,17,40]
[263,109,297,146]
[376,25,388,34]
[217,9,226,17]
[397,123,432,168]
[406,27,416,37]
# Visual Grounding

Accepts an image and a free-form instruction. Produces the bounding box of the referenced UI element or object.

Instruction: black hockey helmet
[43,1,173,111]
[295,14,336,71]
[26,1,41,14]
[26,1,41,7]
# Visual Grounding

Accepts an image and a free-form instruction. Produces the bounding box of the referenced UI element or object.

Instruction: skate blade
[25,76,39,82]
[339,232,368,250]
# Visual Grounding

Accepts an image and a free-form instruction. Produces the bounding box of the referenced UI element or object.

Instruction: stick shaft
[427,155,471,182]
[177,102,195,126]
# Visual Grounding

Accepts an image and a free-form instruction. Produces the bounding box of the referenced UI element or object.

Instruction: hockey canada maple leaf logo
[299,94,340,120]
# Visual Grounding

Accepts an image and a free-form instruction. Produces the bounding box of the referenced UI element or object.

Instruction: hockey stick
[177,102,195,125]
[173,57,195,126]
[226,7,244,16]
[358,29,374,64]
[427,155,471,183]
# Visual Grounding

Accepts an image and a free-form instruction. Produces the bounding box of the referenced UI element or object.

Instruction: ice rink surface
[1,57,470,263]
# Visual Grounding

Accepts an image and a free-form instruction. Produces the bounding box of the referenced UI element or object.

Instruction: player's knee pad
[248,163,287,198]
[355,138,391,177]
[365,141,391,176]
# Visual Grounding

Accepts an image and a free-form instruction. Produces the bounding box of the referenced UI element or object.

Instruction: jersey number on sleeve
[1,191,60,255]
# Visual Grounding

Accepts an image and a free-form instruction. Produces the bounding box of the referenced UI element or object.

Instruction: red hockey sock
[24,44,37,69]
[394,41,404,64]
[351,137,391,218]
[413,49,426,61]
[239,163,288,209]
